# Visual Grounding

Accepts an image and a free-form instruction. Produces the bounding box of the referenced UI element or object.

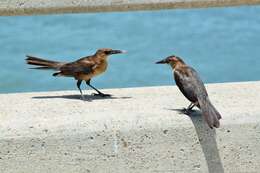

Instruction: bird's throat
[170,61,185,70]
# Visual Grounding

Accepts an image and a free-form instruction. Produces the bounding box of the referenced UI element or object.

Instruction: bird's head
[156,55,185,69]
[95,48,127,58]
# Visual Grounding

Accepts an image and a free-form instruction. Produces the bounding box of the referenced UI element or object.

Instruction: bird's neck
[170,61,185,70]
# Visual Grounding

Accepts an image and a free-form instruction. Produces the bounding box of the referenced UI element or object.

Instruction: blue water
[1,6,260,93]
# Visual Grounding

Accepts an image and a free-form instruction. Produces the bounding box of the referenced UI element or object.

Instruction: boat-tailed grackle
[156,55,221,128]
[26,48,126,100]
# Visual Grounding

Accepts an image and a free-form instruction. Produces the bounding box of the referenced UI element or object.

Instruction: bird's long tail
[198,96,222,128]
[26,55,63,70]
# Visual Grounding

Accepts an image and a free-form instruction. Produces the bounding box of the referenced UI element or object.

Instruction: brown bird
[156,55,221,128]
[26,48,126,100]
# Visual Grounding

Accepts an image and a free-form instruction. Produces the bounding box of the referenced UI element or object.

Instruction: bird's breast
[93,60,108,75]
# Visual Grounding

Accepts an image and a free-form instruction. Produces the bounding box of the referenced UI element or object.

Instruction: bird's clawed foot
[92,93,112,97]
[182,103,197,115]
[80,95,91,101]
[81,95,86,101]
[182,108,195,115]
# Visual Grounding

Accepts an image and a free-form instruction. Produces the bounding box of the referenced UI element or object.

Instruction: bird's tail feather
[198,97,221,128]
[26,55,63,70]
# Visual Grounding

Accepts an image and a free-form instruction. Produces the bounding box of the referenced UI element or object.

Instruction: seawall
[0,81,260,172]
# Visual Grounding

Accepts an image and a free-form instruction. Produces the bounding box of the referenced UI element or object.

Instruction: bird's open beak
[110,50,127,54]
[156,59,167,64]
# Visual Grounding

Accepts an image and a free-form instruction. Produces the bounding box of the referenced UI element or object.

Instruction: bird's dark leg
[183,103,196,114]
[77,80,85,100]
[187,103,195,111]
[85,80,111,97]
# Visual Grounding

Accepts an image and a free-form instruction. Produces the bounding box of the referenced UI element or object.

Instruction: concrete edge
[1,0,260,16]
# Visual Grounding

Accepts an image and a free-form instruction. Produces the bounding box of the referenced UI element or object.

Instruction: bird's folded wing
[174,67,207,100]
[187,68,208,98]
[60,61,95,75]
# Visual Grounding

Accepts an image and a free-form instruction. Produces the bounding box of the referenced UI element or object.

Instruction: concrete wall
[0,81,260,172]
[1,0,260,16]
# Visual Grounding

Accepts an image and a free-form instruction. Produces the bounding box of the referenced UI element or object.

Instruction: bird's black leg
[77,80,85,100]
[187,103,195,111]
[183,103,195,114]
[85,80,111,97]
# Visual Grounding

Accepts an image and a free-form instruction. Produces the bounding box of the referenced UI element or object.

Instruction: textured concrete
[0,81,260,173]
[0,0,260,16]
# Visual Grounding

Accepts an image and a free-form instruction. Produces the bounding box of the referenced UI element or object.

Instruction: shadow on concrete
[32,94,131,101]
[172,108,224,173]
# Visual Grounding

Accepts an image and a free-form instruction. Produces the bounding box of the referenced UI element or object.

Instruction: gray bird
[156,55,221,128]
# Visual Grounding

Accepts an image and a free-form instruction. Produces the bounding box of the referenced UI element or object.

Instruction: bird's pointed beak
[110,50,127,54]
[156,59,167,64]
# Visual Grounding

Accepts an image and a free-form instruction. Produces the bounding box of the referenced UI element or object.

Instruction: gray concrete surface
[0,81,260,173]
[0,0,260,16]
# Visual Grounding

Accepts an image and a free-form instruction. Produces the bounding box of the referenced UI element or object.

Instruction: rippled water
[0,5,260,93]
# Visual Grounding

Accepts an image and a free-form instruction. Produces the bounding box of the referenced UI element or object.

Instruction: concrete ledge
[1,0,260,16]
[0,81,260,172]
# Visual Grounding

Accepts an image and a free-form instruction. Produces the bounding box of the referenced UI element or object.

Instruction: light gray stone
[0,0,260,16]
[0,81,260,172]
